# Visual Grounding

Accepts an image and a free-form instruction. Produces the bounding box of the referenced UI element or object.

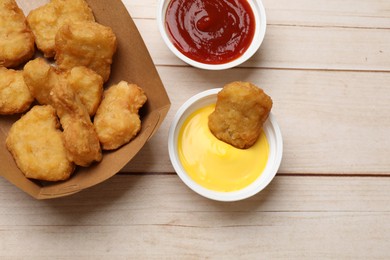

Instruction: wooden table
[1,0,390,258]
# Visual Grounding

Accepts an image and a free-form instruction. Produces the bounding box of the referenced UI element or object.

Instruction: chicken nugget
[0,0,35,68]
[208,81,273,149]
[50,83,102,166]
[55,21,117,82]
[0,67,33,115]
[6,105,75,181]
[27,0,94,58]
[94,81,147,150]
[66,66,103,116]
[24,58,103,116]
[23,57,65,105]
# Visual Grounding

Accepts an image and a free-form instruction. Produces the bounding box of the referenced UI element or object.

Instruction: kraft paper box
[0,0,170,199]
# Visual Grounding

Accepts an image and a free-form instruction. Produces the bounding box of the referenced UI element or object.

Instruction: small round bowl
[168,88,283,201]
[157,0,267,70]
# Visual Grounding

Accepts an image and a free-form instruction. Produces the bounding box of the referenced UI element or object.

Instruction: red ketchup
[165,0,256,65]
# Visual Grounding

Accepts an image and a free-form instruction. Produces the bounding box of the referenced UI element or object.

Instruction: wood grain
[1,175,390,258]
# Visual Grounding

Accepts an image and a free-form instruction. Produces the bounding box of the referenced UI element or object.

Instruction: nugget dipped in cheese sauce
[208,81,273,149]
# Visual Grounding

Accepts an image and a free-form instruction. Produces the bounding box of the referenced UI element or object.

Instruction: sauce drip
[165,0,256,64]
[178,104,269,192]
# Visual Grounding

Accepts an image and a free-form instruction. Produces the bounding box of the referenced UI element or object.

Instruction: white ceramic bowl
[157,0,267,70]
[168,88,283,201]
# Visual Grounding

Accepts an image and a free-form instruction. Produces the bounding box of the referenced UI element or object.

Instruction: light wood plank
[1,175,390,258]
[122,66,390,174]
[263,0,390,29]
[134,19,390,71]
[124,0,390,29]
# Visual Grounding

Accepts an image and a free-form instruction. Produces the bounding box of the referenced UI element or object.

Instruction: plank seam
[155,64,390,73]
[117,172,390,177]
[268,23,390,30]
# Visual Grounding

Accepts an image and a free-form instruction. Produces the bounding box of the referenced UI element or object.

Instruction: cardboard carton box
[0,0,170,199]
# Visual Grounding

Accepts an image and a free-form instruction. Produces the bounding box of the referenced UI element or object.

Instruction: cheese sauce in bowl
[168,89,283,201]
[178,104,269,192]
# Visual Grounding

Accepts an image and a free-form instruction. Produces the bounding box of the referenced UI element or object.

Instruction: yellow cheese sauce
[178,104,269,192]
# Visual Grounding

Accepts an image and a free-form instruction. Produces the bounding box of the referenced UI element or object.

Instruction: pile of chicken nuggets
[0,0,147,181]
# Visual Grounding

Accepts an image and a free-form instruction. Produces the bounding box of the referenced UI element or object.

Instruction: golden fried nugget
[208,81,273,149]
[50,84,102,167]
[0,0,35,68]
[27,0,94,57]
[24,58,103,116]
[94,81,147,150]
[23,57,65,105]
[66,66,103,116]
[55,21,117,82]
[6,105,75,181]
[0,67,33,115]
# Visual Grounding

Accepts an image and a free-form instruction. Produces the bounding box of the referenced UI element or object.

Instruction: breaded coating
[27,0,94,58]
[23,57,65,106]
[0,67,33,115]
[66,66,103,116]
[55,21,117,82]
[0,0,35,68]
[6,105,75,181]
[50,84,102,166]
[94,81,147,150]
[24,58,103,116]
[208,82,273,149]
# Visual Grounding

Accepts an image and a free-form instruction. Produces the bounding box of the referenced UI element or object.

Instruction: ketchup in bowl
[165,0,256,65]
